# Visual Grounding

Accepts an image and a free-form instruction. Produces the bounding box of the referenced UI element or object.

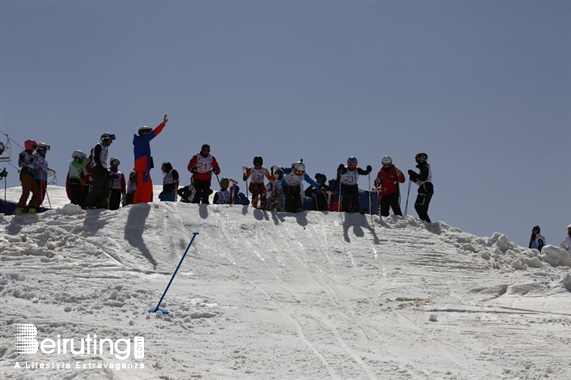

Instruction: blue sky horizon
[1,1,569,246]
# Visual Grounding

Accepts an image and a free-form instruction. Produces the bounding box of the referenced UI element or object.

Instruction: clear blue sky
[1,1,569,246]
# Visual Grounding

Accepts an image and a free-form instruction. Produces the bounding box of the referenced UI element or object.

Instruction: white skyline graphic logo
[14,324,144,360]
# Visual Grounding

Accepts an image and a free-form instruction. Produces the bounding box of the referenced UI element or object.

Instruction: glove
[408,170,416,180]
[374,178,380,187]
[242,174,247,181]
[396,169,402,176]
[213,168,220,175]
[337,164,344,172]
[190,167,198,173]
[366,165,372,173]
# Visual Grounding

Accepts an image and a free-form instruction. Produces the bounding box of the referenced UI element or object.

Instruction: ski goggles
[294,169,304,176]
[347,163,357,170]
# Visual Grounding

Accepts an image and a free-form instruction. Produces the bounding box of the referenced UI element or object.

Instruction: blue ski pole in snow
[148,232,199,315]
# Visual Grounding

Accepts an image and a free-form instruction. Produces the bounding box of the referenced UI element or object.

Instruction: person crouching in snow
[305,173,330,211]
[529,225,546,252]
[108,158,126,210]
[281,159,320,213]
[243,155,273,209]
[337,156,372,213]
[213,177,233,204]
[159,162,179,202]
[67,150,91,207]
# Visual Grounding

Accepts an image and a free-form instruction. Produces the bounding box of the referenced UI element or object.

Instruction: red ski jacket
[375,165,405,196]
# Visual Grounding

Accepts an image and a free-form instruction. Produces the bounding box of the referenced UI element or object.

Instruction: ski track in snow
[1,186,570,379]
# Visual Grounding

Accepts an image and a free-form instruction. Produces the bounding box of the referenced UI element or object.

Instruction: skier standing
[407,152,433,223]
[123,170,137,206]
[266,166,285,211]
[84,132,115,209]
[337,156,372,213]
[243,156,273,209]
[15,139,41,215]
[281,160,320,213]
[133,114,168,204]
[187,144,221,204]
[374,155,405,216]
[33,143,50,205]
[108,157,126,210]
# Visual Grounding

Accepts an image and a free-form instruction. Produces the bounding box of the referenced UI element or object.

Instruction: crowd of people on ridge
[13,114,570,255]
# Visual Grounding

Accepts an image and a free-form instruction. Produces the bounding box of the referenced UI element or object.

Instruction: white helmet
[292,160,305,173]
[72,150,87,161]
[100,132,116,143]
[382,155,392,166]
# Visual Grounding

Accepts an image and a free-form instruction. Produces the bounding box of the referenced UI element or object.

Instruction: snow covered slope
[1,187,570,380]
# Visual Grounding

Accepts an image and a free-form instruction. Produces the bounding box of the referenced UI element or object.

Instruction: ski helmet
[415,152,428,163]
[347,156,358,165]
[110,157,120,167]
[100,132,116,143]
[292,160,305,172]
[138,126,152,135]
[36,142,50,151]
[72,150,86,161]
[532,225,541,233]
[24,139,37,151]
[253,156,263,166]
[382,155,392,167]
[220,177,230,186]
[274,166,284,177]
[162,162,173,172]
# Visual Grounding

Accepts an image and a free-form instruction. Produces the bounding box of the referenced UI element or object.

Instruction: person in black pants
[408,152,434,223]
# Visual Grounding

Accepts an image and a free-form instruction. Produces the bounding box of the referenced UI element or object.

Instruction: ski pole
[149,232,199,315]
[242,166,249,199]
[404,180,412,216]
[43,181,52,209]
[368,173,371,216]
